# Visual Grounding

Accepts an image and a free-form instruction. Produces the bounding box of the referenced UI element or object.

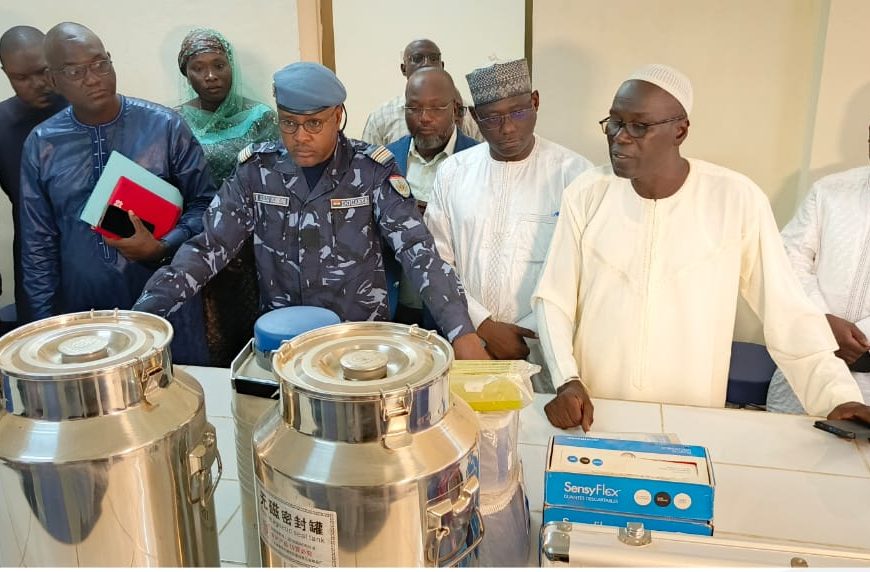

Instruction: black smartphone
[813,418,870,439]
[849,352,870,373]
[99,205,155,238]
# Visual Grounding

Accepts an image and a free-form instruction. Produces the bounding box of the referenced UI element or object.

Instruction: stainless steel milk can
[0,310,221,566]
[253,322,483,567]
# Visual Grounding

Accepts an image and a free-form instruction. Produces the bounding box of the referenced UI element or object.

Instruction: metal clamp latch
[135,352,167,406]
[618,522,652,546]
[380,385,414,449]
[408,324,434,341]
[426,476,484,567]
[380,384,413,422]
[188,427,223,505]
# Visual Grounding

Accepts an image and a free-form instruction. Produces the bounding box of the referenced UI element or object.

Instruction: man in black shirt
[0,25,67,330]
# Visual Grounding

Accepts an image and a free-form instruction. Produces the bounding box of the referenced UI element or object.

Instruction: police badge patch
[389,175,411,198]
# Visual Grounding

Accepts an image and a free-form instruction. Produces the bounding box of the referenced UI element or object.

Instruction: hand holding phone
[102,210,167,263]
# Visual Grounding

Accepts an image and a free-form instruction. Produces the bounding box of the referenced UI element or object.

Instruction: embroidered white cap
[626,64,693,116]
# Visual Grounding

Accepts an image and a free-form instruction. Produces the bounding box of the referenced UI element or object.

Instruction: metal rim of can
[0,309,173,382]
[271,322,453,399]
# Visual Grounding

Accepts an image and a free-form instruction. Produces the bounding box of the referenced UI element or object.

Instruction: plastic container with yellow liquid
[448,360,537,412]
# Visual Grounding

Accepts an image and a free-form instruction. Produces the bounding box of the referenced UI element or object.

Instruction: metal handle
[188,428,222,505]
[431,506,484,568]
[426,476,483,567]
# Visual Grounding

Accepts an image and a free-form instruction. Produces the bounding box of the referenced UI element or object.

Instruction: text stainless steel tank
[0,310,221,566]
[253,322,483,567]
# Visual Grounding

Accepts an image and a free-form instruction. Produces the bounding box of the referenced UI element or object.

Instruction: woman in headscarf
[177,28,278,366]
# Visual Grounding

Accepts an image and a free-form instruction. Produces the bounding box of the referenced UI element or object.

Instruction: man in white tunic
[533,64,869,429]
[424,58,592,391]
[767,130,870,411]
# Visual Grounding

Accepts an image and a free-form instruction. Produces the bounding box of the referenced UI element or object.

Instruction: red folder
[95,176,181,240]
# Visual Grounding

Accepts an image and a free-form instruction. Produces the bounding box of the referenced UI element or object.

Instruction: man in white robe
[767,132,870,412]
[425,58,592,391]
[532,64,869,429]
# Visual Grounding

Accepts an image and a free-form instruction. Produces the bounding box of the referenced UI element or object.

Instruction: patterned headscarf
[178,28,231,76]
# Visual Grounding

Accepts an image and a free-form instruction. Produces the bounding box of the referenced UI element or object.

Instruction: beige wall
[0,0,300,309]
[807,0,870,187]
[331,0,526,139]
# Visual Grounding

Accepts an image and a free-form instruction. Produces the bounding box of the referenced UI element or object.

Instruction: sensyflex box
[544,435,715,522]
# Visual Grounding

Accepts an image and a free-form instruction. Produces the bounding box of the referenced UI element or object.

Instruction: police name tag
[330,195,371,209]
[254,193,290,207]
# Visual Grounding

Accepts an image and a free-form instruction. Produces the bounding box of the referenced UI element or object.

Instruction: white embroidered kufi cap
[625,64,693,115]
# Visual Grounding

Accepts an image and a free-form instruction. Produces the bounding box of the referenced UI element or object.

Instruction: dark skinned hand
[452,332,492,360]
[544,378,594,431]
[826,314,870,365]
[103,210,167,263]
[827,401,870,425]
[477,318,536,359]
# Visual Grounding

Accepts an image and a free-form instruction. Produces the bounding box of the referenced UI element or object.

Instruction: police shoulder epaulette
[365,144,395,166]
[238,142,279,164]
[237,144,255,164]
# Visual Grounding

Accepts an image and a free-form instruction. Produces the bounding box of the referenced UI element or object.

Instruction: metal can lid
[272,322,452,397]
[0,309,173,380]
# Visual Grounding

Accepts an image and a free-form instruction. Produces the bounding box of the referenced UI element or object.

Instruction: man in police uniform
[134,62,488,358]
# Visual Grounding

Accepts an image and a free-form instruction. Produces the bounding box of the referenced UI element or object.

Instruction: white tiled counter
[180,366,870,567]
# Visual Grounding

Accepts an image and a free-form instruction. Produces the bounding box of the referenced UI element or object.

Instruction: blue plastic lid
[254,307,341,353]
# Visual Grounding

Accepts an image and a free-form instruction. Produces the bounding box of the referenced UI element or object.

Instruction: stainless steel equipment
[253,322,483,567]
[231,341,280,567]
[540,521,870,567]
[0,310,221,567]
[230,306,341,567]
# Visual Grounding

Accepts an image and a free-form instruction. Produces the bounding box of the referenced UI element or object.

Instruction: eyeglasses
[475,106,535,131]
[278,113,334,135]
[598,115,686,139]
[403,104,452,117]
[407,53,441,66]
[54,58,113,81]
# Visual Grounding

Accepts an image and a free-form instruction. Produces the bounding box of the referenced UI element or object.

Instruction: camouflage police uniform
[134,133,475,341]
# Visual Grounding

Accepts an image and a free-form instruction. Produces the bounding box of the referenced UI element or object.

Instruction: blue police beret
[273,62,347,114]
